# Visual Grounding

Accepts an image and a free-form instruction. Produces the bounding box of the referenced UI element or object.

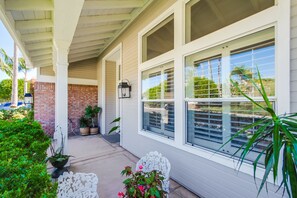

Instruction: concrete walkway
[65,135,199,198]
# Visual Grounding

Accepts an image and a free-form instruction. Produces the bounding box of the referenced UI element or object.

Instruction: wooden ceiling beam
[83,0,144,10]
[74,24,122,36]
[15,19,53,30]
[72,33,113,44]
[5,0,53,11]
[31,54,52,62]
[22,32,52,42]
[30,48,52,57]
[79,14,131,24]
[69,53,98,63]
[70,41,105,50]
[68,53,98,62]
[69,45,102,54]
[26,41,52,51]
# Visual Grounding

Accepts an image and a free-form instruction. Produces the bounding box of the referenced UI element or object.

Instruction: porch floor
[65,135,199,197]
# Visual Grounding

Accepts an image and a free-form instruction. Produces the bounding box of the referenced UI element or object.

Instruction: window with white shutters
[185,28,275,162]
[142,62,175,138]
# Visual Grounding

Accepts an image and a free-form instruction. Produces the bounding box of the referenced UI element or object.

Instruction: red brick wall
[34,82,98,135]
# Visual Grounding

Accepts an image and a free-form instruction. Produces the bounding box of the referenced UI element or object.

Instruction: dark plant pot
[49,158,69,170]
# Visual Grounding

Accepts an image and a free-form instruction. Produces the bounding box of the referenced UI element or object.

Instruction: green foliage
[0,107,34,121]
[118,165,166,198]
[0,78,29,101]
[0,48,29,79]
[79,116,89,128]
[230,66,275,97]
[221,67,297,198]
[85,105,102,127]
[0,119,57,197]
[185,76,220,98]
[108,117,121,134]
[46,130,71,169]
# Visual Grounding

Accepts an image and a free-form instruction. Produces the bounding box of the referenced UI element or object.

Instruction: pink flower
[138,185,145,192]
[118,192,124,197]
[139,165,143,170]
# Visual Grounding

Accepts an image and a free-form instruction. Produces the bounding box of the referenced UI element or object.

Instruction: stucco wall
[34,82,98,135]
[97,1,292,197]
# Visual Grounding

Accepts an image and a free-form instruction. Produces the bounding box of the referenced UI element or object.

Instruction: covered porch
[60,135,198,197]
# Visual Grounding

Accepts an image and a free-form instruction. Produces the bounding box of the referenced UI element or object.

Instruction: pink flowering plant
[118,165,167,198]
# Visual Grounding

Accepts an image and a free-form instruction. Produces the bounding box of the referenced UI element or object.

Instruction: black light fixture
[118,80,131,99]
[24,93,33,106]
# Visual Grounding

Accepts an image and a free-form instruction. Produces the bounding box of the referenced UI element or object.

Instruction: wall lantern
[118,80,131,99]
[24,93,33,106]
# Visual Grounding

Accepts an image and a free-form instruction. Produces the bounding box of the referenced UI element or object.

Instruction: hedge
[0,119,57,197]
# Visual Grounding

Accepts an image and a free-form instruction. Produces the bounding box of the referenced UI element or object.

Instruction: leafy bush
[0,119,57,197]
[118,165,167,198]
[0,107,34,121]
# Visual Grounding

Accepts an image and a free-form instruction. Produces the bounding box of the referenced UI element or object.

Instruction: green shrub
[0,119,57,197]
[0,107,34,121]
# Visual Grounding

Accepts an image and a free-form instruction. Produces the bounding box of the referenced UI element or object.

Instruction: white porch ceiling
[69,0,153,63]
[0,0,53,67]
[0,0,153,67]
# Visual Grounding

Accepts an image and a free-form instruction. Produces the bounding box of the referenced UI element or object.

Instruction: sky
[0,21,37,81]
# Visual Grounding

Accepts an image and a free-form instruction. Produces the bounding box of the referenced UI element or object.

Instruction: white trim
[138,3,175,65]
[136,0,291,182]
[101,43,123,141]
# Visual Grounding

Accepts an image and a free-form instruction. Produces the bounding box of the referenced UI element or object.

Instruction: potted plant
[118,165,167,198]
[220,67,297,198]
[46,131,72,178]
[79,116,90,136]
[85,105,102,135]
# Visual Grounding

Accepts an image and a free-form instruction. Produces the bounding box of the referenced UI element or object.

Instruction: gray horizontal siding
[39,58,97,80]
[291,0,297,112]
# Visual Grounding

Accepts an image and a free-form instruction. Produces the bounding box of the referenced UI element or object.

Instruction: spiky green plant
[221,67,297,198]
[109,117,121,134]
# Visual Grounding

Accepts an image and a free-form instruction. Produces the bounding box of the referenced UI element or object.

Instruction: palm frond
[221,66,297,198]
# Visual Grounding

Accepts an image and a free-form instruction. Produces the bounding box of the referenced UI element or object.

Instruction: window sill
[138,129,276,184]
[139,130,175,144]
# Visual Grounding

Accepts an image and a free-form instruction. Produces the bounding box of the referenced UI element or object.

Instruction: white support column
[54,42,69,154]
[52,0,84,155]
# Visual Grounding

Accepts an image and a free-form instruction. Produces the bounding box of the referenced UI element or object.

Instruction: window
[142,62,175,138]
[185,0,275,43]
[142,15,174,62]
[185,28,275,162]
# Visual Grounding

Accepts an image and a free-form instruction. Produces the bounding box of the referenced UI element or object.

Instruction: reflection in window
[142,62,175,138]
[230,41,275,97]
[142,62,174,100]
[185,28,275,163]
[185,0,274,43]
[187,102,223,149]
[142,15,174,62]
[143,102,175,138]
[185,56,222,99]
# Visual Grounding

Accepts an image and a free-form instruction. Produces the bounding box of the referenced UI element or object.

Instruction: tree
[0,48,13,78]
[11,43,18,107]
[0,79,27,102]
[18,57,29,94]
[0,46,29,103]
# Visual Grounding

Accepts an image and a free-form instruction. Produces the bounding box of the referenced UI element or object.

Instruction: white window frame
[137,0,291,181]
